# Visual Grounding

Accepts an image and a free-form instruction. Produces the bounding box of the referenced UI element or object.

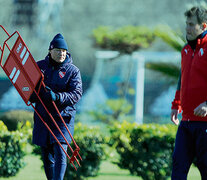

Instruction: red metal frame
[0,25,82,170]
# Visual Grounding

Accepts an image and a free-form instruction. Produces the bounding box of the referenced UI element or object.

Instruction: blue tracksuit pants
[41,143,68,180]
[171,121,207,180]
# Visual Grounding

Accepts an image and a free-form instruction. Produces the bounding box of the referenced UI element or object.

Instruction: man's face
[186,16,204,41]
[50,48,67,63]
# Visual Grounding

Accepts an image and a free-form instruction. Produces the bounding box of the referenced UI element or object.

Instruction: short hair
[184,6,207,24]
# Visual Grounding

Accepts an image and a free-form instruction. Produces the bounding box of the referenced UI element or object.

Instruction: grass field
[0,152,201,180]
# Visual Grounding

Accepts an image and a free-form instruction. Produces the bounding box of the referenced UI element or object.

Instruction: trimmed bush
[109,121,177,180]
[92,26,155,54]
[89,98,133,125]
[0,120,27,177]
[32,123,106,180]
[64,123,106,180]
[17,120,33,144]
[0,110,33,131]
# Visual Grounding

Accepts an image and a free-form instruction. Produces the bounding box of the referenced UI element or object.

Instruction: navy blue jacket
[32,54,82,147]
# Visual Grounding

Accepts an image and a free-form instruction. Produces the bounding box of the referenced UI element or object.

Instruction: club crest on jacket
[199,48,204,56]
[59,71,66,78]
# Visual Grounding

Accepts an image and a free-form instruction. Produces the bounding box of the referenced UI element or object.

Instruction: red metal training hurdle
[0,25,82,170]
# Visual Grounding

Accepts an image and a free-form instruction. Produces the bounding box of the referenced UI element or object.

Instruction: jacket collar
[197,30,207,46]
[187,31,207,50]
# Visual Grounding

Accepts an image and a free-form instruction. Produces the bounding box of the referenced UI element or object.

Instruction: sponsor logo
[16,43,22,53]
[22,87,30,91]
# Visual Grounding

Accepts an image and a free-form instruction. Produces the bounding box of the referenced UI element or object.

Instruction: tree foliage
[92,26,155,54]
[146,25,185,81]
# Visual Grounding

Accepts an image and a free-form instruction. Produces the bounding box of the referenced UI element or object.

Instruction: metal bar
[30,102,77,170]
[32,83,80,169]
[50,99,82,164]
[0,25,12,65]
[0,25,10,36]
[37,84,75,153]
[40,83,81,166]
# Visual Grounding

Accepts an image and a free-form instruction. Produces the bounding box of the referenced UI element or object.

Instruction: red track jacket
[172,32,207,121]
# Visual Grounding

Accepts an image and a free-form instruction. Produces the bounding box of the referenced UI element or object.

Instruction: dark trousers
[41,143,68,180]
[171,121,207,180]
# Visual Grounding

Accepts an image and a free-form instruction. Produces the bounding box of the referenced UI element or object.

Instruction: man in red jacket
[171,6,207,180]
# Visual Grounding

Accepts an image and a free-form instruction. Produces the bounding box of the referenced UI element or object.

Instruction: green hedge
[64,123,106,180]
[109,121,177,180]
[32,120,178,180]
[33,122,106,180]
[0,110,33,131]
[0,120,28,177]
[92,26,155,54]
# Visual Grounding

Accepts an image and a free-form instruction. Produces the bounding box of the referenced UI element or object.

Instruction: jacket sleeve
[58,69,82,106]
[171,70,182,112]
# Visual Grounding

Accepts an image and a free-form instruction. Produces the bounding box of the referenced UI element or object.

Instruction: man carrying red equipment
[30,33,82,180]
